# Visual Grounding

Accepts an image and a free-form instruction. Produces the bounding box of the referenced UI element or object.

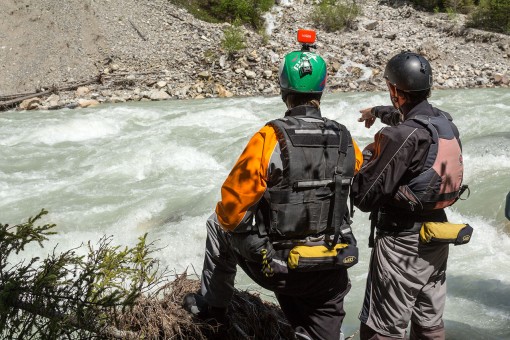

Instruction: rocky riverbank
[1,0,509,111]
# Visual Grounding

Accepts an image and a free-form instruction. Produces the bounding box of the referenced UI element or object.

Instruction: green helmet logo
[279,51,327,101]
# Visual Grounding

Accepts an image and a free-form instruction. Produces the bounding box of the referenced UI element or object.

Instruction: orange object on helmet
[297,29,316,44]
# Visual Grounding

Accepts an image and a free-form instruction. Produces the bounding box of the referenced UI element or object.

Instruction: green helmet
[279,51,327,102]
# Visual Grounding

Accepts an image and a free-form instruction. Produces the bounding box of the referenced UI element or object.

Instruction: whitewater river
[1,88,509,339]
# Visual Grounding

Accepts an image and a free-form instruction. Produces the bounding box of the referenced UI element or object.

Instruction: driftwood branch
[0,77,100,111]
[0,89,53,109]
[0,92,39,101]
[167,12,184,21]
[128,19,148,41]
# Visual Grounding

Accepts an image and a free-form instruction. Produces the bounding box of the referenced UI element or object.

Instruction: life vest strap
[376,209,446,232]
[293,179,333,189]
[327,126,354,250]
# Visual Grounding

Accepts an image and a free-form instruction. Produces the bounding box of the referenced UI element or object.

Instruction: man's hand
[358,107,376,129]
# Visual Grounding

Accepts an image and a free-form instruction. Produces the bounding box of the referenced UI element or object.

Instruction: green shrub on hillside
[409,0,442,10]
[211,0,274,28]
[171,0,221,23]
[171,0,273,29]
[467,0,510,34]
[222,23,246,56]
[407,0,474,13]
[310,0,361,32]
[407,0,508,34]
[410,0,478,14]
[445,0,475,14]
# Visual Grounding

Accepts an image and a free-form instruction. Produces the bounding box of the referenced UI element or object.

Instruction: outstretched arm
[358,106,402,128]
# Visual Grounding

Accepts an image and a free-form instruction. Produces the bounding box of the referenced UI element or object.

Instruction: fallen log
[0,77,101,111]
[0,89,53,111]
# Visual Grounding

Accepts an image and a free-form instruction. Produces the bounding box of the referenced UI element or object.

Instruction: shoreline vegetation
[0,210,298,339]
[0,0,509,112]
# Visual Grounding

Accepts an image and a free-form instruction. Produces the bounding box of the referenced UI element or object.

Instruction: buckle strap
[272,234,340,250]
[377,222,422,234]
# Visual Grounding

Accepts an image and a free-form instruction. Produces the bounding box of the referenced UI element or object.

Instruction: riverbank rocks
[245,70,256,79]
[44,94,60,108]
[216,84,234,98]
[78,99,100,108]
[1,0,509,111]
[493,73,510,85]
[75,87,90,97]
[149,90,171,100]
[19,97,41,110]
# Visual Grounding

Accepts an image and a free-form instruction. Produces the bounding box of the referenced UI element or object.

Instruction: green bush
[467,0,510,34]
[408,0,474,13]
[446,0,475,14]
[310,0,362,32]
[171,0,273,29]
[171,0,221,23]
[212,0,273,28]
[410,0,442,10]
[222,24,246,56]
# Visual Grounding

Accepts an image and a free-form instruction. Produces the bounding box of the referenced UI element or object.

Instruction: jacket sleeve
[350,125,431,212]
[215,125,278,232]
[373,106,402,126]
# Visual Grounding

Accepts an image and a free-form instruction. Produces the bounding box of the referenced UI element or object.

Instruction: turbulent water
[1,88,509,339]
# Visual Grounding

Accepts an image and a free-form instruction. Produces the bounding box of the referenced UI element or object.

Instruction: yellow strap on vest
[419,222,469,243]
[288,243,349,269]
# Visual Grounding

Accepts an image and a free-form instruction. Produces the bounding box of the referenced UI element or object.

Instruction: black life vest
[393,110,464,211]
[256,115,355,240]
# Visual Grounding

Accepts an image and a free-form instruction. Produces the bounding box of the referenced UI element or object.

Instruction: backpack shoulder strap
[327,124,355,249]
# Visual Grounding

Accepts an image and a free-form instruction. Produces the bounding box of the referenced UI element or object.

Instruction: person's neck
[401,99,427,118]
[400,102,414,116]
[285,104,321,117]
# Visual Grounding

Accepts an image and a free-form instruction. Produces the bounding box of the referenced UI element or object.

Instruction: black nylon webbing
[327,126,353,249]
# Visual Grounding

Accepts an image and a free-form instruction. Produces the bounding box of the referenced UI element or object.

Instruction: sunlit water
[1,88,509,339]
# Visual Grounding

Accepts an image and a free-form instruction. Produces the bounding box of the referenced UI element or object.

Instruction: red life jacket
[396,111,464,211]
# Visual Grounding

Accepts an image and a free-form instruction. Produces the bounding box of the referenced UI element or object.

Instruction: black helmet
[384,52,433,92]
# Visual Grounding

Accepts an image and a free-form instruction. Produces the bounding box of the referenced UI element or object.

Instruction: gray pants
[359,232,449,339]
[200,214,351,340]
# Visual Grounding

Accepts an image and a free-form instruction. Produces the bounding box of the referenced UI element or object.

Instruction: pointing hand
[358,107,376,129]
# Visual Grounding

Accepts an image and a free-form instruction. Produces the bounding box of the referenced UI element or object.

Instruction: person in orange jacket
[183,32,363,340]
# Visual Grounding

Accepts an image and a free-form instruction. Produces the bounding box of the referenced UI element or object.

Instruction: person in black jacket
[351,51,465,340]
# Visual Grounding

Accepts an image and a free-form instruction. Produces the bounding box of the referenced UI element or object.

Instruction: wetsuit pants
[200,213,351,340]
[359,232,448,339]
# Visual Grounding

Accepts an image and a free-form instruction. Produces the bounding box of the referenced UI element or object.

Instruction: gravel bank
[0,0,508,110]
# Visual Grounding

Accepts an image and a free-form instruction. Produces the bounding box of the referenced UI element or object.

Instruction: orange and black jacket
[215,105,363,235]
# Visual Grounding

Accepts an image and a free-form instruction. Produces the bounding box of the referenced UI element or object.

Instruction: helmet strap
[391,96,404,115]
[387,81,403,114]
